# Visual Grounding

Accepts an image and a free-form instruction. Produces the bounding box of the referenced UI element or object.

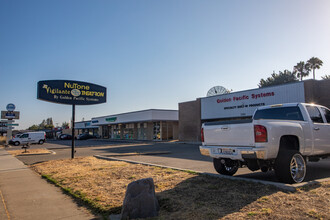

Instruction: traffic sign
[6,103,16,112]
[7,123,19,126]
[1,111,20,119]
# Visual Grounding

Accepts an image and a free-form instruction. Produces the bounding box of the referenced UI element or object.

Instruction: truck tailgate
[203,120,255,146]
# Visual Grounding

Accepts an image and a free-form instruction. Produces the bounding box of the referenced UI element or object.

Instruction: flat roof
[91,109,178,125]
[92,109,178,120]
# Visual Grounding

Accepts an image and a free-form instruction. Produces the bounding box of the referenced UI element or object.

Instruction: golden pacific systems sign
[37,80,106,105]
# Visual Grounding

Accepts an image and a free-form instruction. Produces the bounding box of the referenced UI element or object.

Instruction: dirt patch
[30,157,330,219]
[8,148,52,156]
[0,136,6,145]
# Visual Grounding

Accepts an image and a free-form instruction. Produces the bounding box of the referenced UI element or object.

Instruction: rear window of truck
[254,106,304,121]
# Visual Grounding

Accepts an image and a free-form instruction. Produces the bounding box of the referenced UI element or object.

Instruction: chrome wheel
[224,163,238,173]
[290,153,306,183]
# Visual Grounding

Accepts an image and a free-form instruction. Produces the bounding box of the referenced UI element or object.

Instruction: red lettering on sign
[217,98,232,103]
[251,92,275,99]
[233,95,249,101]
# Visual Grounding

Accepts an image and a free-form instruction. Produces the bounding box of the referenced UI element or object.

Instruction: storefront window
[113,124,121,139]
[153,122,161,140]
[124,123,134,139]
[137,123,147,140]
[102,125,109,138]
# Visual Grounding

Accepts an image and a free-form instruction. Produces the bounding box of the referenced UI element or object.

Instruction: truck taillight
[201,127,204,142]
[254,125,267,143]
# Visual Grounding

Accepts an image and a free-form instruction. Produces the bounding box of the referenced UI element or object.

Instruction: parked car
[59,134,73,140]
[56,132,62,139]
[9,131,46,146]
[200,103,330,183]
[77,133,96,140]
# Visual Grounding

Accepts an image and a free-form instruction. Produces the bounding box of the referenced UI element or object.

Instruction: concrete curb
[94,155,330,192]
[15,150,56,157]
[171,141,202,145]
[45,142,151,150]
[100,151,171,157]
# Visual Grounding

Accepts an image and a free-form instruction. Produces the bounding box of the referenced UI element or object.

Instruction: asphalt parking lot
[7,139,330,184]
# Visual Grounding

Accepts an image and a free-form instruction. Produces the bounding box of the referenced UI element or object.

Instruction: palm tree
[294,61,310,81]
[321,75,330,80]
[307,57,323,79]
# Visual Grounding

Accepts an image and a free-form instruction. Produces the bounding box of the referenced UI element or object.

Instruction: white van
[10,131,46,146]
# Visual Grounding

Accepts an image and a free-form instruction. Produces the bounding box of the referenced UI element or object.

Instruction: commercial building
[179,79,330,142]
[75,121,99,136]
[91,109,178,141]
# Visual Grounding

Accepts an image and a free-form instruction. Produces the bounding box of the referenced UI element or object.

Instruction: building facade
[75,121,99,136]
[179,80,330,142]
[90,109,179,141]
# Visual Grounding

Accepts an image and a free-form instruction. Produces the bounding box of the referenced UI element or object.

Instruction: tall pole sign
[1,103,20,145]
[37,80,107,158]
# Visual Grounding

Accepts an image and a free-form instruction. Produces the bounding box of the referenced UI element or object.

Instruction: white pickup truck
[200,103,330,183]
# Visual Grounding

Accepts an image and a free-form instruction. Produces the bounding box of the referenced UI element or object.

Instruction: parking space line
[0,188,10,220]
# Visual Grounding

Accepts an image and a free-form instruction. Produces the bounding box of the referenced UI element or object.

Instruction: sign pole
[71,104,75,159]
[6,119,13,145]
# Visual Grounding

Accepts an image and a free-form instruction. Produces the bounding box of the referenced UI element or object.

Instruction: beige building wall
[146,122,154,140]
[172,122,179,140]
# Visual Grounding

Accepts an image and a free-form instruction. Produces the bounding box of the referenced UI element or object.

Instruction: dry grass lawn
[0,136,6,144]
[8,148,52,156]
[30,157,330,219]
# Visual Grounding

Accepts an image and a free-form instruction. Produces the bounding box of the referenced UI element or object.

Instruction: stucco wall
[178,99,201,142]
[304,79,330,108]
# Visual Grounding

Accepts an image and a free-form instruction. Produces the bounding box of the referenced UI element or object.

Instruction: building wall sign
[106,117,117,122]
[37,80,106,105]
[201,82,305,120]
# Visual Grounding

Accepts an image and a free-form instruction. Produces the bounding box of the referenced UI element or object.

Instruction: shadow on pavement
[235,159,330,182]
[92,142,211,162]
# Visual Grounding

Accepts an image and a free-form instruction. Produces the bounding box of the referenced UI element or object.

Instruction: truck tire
[39,140,44,145]
[274,150,306,183]
[14,141,20,146]
[213,158,238,176]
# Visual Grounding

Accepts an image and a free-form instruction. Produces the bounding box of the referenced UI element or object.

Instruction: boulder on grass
[121,178,159,219]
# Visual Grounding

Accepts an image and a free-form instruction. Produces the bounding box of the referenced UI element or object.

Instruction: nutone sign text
[37,80,106,105]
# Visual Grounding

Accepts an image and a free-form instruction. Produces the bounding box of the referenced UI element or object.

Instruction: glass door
[153,122,161,140]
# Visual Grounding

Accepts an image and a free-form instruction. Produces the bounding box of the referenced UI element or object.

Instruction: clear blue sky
[1,0,330,129]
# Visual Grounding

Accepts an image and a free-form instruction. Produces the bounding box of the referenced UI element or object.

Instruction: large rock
[121,178,159,219]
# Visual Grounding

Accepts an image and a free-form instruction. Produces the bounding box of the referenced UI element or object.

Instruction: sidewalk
[0,147,97,220]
